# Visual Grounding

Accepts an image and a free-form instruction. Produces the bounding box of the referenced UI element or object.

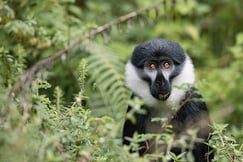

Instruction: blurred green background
[0,0,242,161]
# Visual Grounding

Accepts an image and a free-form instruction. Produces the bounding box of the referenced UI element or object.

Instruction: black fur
[122,88,214,162]
[122,105,148,155]
[131,39,186,68]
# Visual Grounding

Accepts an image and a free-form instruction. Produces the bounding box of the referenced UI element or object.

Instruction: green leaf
[85,42,130,128]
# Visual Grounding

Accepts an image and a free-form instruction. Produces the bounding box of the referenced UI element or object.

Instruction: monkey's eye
[162,62,171,69]
[148,63,157,70]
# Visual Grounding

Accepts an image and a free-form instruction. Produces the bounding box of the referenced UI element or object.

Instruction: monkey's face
[130,39,186,102]
[143,57,175,101]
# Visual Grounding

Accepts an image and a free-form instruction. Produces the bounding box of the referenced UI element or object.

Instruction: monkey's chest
[144,108,172,134]
[144,110,173,154]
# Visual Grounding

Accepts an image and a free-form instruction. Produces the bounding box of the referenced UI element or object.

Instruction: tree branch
[8,0,165,96]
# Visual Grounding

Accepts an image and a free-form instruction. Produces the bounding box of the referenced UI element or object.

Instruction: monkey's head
[126,39,195,107]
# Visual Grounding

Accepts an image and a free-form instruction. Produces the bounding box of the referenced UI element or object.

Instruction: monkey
[122,38,213,162]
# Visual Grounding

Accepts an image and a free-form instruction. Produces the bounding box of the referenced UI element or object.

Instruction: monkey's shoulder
[171,88,211,135]
[176,88,208,120]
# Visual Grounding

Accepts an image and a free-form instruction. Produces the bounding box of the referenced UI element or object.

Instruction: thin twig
[8,0,165,96]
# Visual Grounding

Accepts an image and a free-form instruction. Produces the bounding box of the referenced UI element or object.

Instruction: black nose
[155,80,165,87]
[155,72,166,87]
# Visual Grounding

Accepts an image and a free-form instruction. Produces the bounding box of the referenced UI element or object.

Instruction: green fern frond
[84,42,130,133]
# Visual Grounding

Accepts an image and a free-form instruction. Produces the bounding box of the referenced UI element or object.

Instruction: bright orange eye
[149,63,156,70]
[163,62,170,69]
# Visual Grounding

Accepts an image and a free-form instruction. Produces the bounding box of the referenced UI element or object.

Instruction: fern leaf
[84,42,130,135]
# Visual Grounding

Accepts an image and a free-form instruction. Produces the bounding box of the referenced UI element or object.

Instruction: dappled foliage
[0,0,243,161]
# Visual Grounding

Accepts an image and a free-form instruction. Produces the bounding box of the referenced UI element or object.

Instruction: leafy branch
[8,0,168,96]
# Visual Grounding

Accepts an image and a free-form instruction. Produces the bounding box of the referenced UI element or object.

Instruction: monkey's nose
[156,81,165,87]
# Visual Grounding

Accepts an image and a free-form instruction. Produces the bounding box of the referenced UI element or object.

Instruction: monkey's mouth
[158,92,170,101]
